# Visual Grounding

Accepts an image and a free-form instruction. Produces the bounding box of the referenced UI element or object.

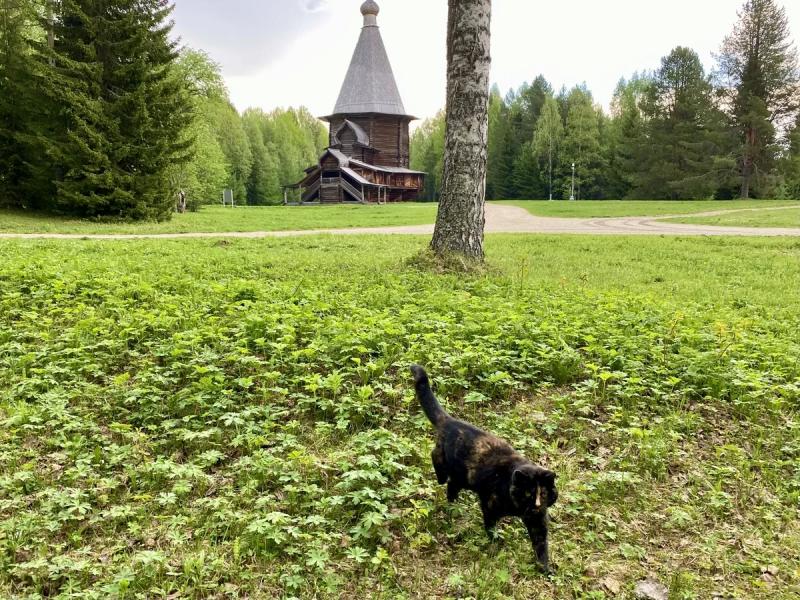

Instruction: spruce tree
[0,0,42,208]
[36,0,192,219]
[635,47,736,199]
[608,75,650,199]
[717,0,800,198]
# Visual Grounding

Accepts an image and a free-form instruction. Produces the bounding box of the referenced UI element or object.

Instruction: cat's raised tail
[410,365,448,427]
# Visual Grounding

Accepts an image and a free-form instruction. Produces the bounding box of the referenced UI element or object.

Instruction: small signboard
[222,189,235,207]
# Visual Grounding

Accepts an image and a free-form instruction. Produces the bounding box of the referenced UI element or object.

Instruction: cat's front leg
[432,447,448,485]
[446,480,461,502]
[480,494,501,541]
[524,513,550,573]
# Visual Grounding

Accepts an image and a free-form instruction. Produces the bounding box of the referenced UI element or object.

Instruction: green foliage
[242,109,281,205]
[207,98,253,203]
[410,111,445,201]
[783,115,800,199]
[486,85,513,200]
[632,47,737,200]
[260,107,325,198]
[0,0,48,209]
[561,86,609,200]
[717,0,800,198]
[172,48,231,207]
[33,0,193,220]
[532,96,565,200]
[0,234,799,597]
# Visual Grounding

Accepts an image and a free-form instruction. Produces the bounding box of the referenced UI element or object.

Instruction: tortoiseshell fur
[411,365,558,572]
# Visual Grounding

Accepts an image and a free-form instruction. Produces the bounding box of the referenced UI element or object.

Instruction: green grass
[498,199,799,218]
[1,235,799,598]
[668,207,800,228]
[0,203,439,234]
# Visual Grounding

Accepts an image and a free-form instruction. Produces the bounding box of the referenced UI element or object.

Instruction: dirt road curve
[1,203,798,240]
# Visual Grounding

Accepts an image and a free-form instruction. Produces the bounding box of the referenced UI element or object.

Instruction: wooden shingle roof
[328,1,412,119]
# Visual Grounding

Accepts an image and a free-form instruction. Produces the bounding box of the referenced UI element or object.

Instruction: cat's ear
[541,469,556,486]
[511,469,529,488]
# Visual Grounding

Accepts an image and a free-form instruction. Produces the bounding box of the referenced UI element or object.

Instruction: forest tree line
[0,0,325,220]
[412,0,800,201]
[1,0,799,222]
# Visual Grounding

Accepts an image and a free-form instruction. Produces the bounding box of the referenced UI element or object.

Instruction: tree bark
[430,0,492,260]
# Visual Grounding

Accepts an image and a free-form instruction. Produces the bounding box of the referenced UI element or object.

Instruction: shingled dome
[361,1,379,16]
[330,1,410,117]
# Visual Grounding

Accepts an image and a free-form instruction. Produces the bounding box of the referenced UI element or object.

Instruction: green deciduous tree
[171,48,229,207]
[207,98,252,203]
[532,95,564,200]
[410,111,445,201]
[717,0,800,198]
[242,109,281,205]
[561,86,607,199]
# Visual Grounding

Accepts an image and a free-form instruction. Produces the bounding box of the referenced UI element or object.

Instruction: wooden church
[293,1,425,203]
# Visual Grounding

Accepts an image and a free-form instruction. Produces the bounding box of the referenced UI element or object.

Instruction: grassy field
[0,204,439,234]
[1,234,798,599]
[668,207,800,228]
[4,201,800,236]
[498,199,799,219]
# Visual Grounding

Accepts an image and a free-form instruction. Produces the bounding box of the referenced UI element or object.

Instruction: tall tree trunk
[430,0,492,260]
[740,125,755,199]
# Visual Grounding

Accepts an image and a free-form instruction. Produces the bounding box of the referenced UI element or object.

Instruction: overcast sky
[171,0,800,122]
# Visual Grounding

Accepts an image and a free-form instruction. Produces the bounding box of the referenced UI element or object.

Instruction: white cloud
[302,0,330,13]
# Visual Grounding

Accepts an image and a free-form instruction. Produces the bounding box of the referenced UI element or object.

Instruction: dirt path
[1,203,798,240]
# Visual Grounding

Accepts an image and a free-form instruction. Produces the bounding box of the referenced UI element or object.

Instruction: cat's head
[510,464,558,515]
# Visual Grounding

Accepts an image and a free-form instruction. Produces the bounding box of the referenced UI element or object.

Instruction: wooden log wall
[327,114,411,169]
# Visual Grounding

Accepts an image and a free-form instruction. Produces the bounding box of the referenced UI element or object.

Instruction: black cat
[411,365,558,572]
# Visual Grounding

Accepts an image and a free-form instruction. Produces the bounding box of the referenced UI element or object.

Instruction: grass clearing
[1,234,799,598]
[668,207,800,228]
[498,199,799,219]
[0,203,439,235]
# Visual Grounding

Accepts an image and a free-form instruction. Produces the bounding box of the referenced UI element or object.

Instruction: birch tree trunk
[430,0,491,260]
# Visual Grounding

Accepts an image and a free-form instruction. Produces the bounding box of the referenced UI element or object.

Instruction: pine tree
[35,0,192,219]
[635,47,736,199]
[717,0,800,198]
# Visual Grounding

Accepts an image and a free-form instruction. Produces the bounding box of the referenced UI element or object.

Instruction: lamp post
[570,162,576,201]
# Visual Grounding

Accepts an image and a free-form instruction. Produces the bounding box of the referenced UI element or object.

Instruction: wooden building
[291,1,425,203]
